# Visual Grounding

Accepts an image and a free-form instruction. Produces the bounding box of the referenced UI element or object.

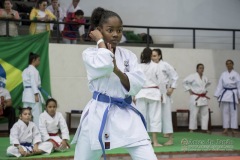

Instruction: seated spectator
[0,0,20,37]
[0,81,16,134]
[46,0,64,32]
[6,107,53,157]
[62,9,85,44]
[29,0,56,34]
[39,98,70,152]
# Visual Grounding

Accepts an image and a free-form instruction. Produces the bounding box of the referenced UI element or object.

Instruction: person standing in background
[46,0,65,32]
[214,60,240,136]
[151,48,178,146]
[135,47,165,147]
[29,0,56,34]
[22,53,44,127]
[183,63,211,133]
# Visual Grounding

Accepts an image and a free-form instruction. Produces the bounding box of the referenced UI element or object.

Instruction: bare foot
[163,134,169,138]
[153,143,163,147]
[222,129,228,136]
[164,140,173,146]
[232,130,239,137]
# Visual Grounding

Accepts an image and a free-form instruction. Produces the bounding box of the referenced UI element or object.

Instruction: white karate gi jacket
[39,111,70,142]
[183,72,211,106]
[22,65,43,103]
[135,61,165,101]
[158,60,178,103]
[214,70,240,103]
[72,47,149,150]
[10,119,42,145]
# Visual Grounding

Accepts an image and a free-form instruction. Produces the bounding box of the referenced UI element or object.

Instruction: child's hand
[33,144,41,154]
[18,146,27,156]
[59,139,68,150]
[35,94,39,102]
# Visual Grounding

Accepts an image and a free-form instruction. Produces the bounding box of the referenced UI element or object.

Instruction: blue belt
[25,86,31,88]
[24,86,51,98]
[20,142,32,152]
[92,91,147,160]
[219,87,237,110]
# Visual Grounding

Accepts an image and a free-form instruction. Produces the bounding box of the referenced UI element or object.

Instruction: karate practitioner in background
[214,60,240,136]
[22,53,43,127]
[135,47,164,147]
[151,48,178,146]
[183,63,211,133]
[72,7,157,160]
[6,107,53,157]
[39,98,70,152]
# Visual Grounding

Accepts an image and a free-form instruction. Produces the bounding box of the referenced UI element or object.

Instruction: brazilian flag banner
[0,32,51,108]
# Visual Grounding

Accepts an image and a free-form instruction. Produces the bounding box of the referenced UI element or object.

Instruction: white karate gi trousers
[136,98,161,132]
[6,142,53,157]
[74,115,158,160]
[189,104,209,130]
[221,102,238,129]
[162,96,173,134]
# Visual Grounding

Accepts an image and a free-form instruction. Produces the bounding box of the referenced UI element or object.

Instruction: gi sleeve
[39,114,50,142]
[59,113,70,140]
[235,72,240,99]
[205,77,211,88]
[32,124,42,144]
[29,70,39,94]
[9,124,20,145]
[183,74,194,91]
[165,62,178,88]
[214,73,224,98]
[83,47,114,80]
[125,53,146,96]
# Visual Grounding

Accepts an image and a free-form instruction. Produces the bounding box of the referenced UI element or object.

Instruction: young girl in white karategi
[214,60,240,136]
[183,63,211,133]
[72,7,158,160]
[6,107,53,157]
[151,49,178,146]
[22,52,44,127]
[135,47,164,147]
[39,98,70,151]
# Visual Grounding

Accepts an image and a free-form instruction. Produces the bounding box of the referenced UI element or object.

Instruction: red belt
[192,92,210,101]
[143,86,159,89]
[49,133,58,136]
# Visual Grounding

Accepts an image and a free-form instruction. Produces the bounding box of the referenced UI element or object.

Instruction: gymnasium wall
[49,43,240,128]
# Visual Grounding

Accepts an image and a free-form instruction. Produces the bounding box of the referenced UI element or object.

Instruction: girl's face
[20,109,32,124]
[46,101,57,117]
[33,57,40,67]
[197,65,204,74]
[99,16,123,48]
[226,61,233,71]
[39,1,48,11]
[151,51,161,63]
